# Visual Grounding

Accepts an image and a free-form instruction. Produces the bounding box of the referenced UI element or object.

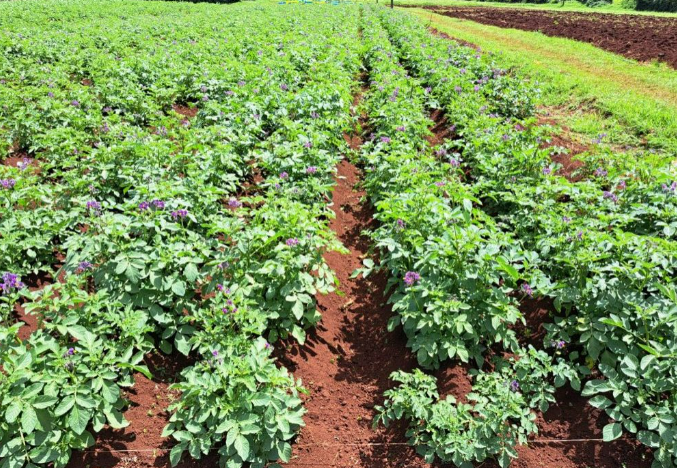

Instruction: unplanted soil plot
[412,6,677,69]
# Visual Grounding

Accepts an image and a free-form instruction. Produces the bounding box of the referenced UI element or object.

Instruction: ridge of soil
[412,5,677,69]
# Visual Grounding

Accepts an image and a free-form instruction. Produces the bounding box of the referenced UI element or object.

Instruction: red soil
[416,5,677,69]
[276,159,427,468]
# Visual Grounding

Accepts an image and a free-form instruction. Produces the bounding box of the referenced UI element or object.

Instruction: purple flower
[424,86,432,94]
[434,181,446,187]
[225,90,235,97]
[594,167,608,177]
[274,183,281,190]
[151,199,165,209]
[218,261,230,270]
[602,191,619,203]
[592,133,607,144]
[66,347,75,356]
[542,167,552,175]
[71,100,80,107]
[212,350,219,357]
[514,124,525,132]
[1,179,16,190]
[171,209,188,220]
[661,181,676,192]
[509,380,520,392]
[380,136,391,144]
[138,201,150,211]
[521,283,533,298]
[436,148,447,157]
[396,126,406,132]
[280,83,288,91]
[86,200,102,215]
[200,85,208,92]
[103,106,112,114]
[76,261,93,274]
[449,158,460,168]
[551,340,566,349]
[264,341,271,349]
[501,134,510,142]
[618,180,626,190]
[228,198,242,208]
[454,86,462,93]
[396,219,405,230]
[403,271,420,287]
[576,230,584,241]
[280,171,289,179]
[306,166,317,174]
[389,87,400,102]
[47,92,54,98]
[310,111,319,119]
[303,141,313,149]
[1,273,25,294]
[473,85,480,92]
[562,216,571,224]
[17,158,31,171]
[286,238,299,247]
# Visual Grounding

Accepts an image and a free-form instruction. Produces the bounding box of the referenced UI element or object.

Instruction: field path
[277,156,428,467]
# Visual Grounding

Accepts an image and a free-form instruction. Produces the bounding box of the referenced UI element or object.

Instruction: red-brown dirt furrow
[276,158,428,468]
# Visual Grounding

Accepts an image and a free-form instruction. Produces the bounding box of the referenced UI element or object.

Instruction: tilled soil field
[409,5,677,68]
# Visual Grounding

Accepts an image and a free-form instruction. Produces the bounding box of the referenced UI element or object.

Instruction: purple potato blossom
[280,171,289,179]
[403,271,420,287]
[171,209,188,219]
[1,179,16,190]
[228,198,242,208]
[306,166,317,174]
[76,261,93,274]
[286,238,299,247]
[521,283,533,298]
[86,200,102,215]
[510,380,520,392]
[1,273,25,294]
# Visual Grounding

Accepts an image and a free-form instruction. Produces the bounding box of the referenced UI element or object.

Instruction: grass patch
[406,8,677,151]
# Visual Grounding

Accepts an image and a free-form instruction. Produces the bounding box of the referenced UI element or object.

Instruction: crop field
[0,1,675,468]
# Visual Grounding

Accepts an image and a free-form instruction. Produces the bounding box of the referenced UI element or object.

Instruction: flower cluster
[403,271,420,287]
[1,178,16,190]
[1,272,25,294]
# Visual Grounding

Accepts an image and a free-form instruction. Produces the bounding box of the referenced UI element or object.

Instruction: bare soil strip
[410,5,677,69]
[277,157,427,467]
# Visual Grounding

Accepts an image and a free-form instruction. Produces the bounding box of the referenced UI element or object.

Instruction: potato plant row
[356,8,577,468]
[373,6,676,468]
[0,2,361,467]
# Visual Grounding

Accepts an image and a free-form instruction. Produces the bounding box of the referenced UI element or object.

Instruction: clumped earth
[411,5,677,68]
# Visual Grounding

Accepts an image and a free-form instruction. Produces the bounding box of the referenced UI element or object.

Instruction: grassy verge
[406,8,677,152]
[395,0,677,17]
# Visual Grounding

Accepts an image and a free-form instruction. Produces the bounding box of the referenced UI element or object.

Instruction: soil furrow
[277,161,426,467]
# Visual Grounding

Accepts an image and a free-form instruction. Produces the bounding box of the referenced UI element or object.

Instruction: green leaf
[69,405,91,435]
[104,409,129,429]
[33,395,59,409]
[5,401,21,423]
[172,281,186,297]
[54,395,76,417]
[174,333,191,356]
[184,263,199,282]
[169,443,186,467]
[234,435,250,460]
[21,406,38,434]
[602,423,622,442]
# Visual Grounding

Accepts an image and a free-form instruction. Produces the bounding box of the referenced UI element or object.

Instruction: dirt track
[409,5,677,68]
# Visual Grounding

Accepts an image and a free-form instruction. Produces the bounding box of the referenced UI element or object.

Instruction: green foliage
[375,348,577,468]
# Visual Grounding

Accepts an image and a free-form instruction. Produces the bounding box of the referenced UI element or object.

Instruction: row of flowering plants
[0,1,361,467]
[377,7,677,468]
[356,8,578,468]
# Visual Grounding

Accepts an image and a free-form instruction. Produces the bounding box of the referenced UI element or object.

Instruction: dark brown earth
[411,5,677,69]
